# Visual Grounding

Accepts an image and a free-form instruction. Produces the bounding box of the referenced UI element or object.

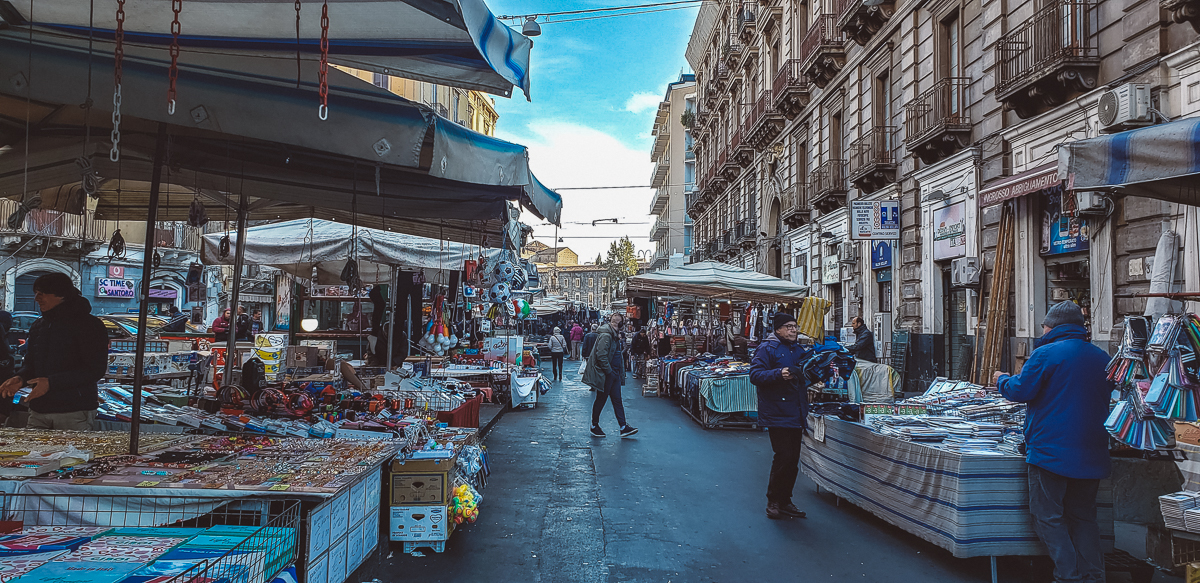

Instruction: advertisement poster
[1041,188,1089,256]
[97,278,136,298]
[871,241,892,270]
[484,336,524,365]
[275,274,292,330]
[821,255,840,285]
[932,202,967,261]
[850,200,901,240]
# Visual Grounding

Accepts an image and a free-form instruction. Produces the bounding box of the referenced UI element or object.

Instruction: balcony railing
[772,59,811,118]
[904,77,971,163]
[0,199,105,242]
[798,14,847,89]
[782,182,812,228]
[738,2,759,33]
[997,0,1096,96]
[799,14,842,67]
[848,127,896,179]
[735,218,757,248]
[810,160,847,210]
[651,217,668,241]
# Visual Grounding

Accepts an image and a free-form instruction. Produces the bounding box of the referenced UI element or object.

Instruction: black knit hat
[32,272,80,298]
[772,312,797,332]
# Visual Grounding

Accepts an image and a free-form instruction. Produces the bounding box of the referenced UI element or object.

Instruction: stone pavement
[354,361,1165,582]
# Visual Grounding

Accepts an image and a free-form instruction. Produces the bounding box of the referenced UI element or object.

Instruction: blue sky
[486,1,700,263]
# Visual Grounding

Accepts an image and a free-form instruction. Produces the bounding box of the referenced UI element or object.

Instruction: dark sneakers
[590,426,606,438]
[780,503,806,518]
[620,425,639,438]
[767,502,806,519]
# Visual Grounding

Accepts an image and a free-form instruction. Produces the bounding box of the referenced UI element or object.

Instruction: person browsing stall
[992,300,1111,583]
[749,312,810,520]
[0,273,108,430]
[848,316,877,363]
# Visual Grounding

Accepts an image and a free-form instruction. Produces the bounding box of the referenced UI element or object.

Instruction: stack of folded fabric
[1159,491,1200,530]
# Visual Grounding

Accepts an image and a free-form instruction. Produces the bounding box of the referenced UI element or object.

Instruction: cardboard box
[1188,562,1200,583]
[390,454,458,474]
[286,346,322,368]
[1177,422,1200,446]
[388,505,452,542]
[391,473,446,505]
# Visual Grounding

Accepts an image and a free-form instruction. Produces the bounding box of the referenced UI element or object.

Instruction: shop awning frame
[1058,116,1200,205]
[627,261,809,304]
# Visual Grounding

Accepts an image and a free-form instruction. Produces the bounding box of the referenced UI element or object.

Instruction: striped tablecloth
[801,416,1114,559]
[698,374,757,413]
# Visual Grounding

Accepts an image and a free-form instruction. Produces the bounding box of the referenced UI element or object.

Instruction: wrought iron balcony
[772,60,811,120]
[723,36,745,68]
[712,150,731,191]
[838,0,894,46]
[650,187,669,215]
[746,90,785,151]
[738,2,759,42]
[810,159,848,213]
[995,0,1098,119]
[848,127,898,194]
[798,14,846,89]
[0,199,106,250]
[735,218,757,250]
[904,77,971,164]
[782,183,813,228]
[720,144,742,180]
[651,217,668,241]
[731,125,753,168]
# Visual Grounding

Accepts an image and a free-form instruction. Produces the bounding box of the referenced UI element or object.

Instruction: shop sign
[821,255,839,284]
[932,202,967,261]
[979,163,1060,207]
[870,241,892,270]
[97,278,136,298]
[108,265,124,278]
[1041,187,1089,256]
[850,200,901,240]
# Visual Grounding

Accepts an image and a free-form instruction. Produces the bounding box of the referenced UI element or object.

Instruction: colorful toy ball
[493,260,516,282]
[489,282,512,303]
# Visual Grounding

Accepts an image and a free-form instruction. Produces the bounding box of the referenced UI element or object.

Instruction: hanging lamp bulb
[522,16,541,37]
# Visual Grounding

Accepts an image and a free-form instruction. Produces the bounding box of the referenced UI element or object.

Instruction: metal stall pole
[130,124,168,454]
[386,266,398,372]
[221,192,250,387]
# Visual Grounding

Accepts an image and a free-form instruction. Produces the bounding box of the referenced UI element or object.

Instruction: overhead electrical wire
[498,0,702,21]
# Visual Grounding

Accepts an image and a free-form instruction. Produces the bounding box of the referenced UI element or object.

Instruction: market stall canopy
[626,261,809,304]
[531,296,569,315]
[200,218,499,284]
[0,0,532,99]
[1058,117,1200,205]
[0,30,561,243]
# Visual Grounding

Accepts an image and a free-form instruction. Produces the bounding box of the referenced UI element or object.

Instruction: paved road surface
[358,362,1105,582]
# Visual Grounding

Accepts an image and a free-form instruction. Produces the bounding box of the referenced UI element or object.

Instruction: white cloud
[623,92,661,114]
[497,121,656,263]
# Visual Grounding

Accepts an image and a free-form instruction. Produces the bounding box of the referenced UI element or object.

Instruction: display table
[801,416,1114,582]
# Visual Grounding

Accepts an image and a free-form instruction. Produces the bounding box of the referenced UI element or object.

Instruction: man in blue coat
[749,312,809,520]
[993,300,1111,583]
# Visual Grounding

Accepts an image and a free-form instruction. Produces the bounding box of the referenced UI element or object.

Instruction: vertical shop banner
[1041,188,1089,255]
[850,200,901,240]
[871,241,892,270]
[275,273,292,330]
[932,202,967,261]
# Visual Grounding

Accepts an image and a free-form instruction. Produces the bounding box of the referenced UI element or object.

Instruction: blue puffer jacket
[749,334,811,430]
[997,323,1112,480]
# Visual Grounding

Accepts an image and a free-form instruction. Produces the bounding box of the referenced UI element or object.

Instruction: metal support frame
[386,266,398,371]
[221,192,250,387]
[129,124,168,454]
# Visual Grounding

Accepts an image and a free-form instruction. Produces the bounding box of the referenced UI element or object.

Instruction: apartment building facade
[649,74,698,270]
[686,0,1200,387]
[338,68,500,135]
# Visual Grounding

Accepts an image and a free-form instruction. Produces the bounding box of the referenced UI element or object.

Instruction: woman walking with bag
[548,327,567,381]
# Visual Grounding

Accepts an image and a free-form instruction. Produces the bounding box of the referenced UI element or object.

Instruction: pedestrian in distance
[212,308,233,342]
[993,300,1110,583]
[582,312,637,438]
[235,305,253,341]
[582,323,599,360]
[0,273,107,430]
[749,312,809,520]
[569,322,585,360]
[848,316,877,363]
[630,327,651,379]
[548,327,567,382]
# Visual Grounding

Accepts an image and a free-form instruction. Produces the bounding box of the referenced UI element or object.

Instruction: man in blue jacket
[749,312,809,520]
[993,300,1111,583]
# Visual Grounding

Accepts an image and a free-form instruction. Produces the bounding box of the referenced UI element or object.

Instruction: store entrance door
[830,283,844,333]
[942,269,970,379]
[14,271,51,312]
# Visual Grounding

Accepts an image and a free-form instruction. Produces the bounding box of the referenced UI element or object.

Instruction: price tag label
[136,481,161,488]
[268,484,290,491]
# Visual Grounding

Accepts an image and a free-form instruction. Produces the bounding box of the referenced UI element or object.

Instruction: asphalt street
[358,361,1087,582]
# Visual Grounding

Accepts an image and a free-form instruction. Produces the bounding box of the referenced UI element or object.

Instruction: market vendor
[0,273,107,430]
[749,312,809,520]
[992,300,1111,583]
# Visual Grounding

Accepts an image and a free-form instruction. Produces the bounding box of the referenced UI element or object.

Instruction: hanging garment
[796,296,833,340]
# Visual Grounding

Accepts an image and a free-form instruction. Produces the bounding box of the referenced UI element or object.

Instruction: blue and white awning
[1058,117,1200,205]
[0,0,532,99]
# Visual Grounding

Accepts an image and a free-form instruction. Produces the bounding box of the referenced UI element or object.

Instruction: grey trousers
[27,409,96,431]
[1028,464,1104,583]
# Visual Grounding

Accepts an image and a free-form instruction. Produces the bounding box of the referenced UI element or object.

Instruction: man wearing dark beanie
[993,300,1110,583]
[0,273,107,430]
[749,311,809,520]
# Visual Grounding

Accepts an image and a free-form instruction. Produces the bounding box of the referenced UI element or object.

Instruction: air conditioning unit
[1074,191,1109,215]
[951,257,980,288]
[1098,83,1152,133]
[837,242,858,264]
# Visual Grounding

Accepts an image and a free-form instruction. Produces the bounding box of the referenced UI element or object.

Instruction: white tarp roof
[531,296,569,315]
[201,218,499,284]
[626,261,809,303]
